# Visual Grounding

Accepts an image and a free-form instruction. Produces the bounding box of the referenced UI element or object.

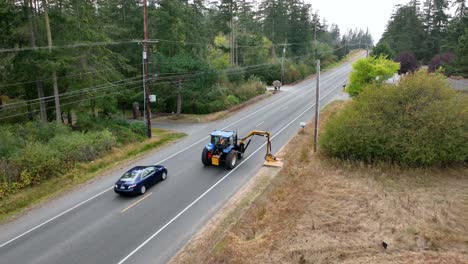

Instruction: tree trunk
[132,102,139,119]
[67,110,72,126]
[36,82,47,121]
[25,0,47,122]
[176,80,182,115]
[42,0,61,123]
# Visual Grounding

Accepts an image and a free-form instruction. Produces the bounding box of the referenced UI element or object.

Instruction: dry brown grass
[171,101,468,264]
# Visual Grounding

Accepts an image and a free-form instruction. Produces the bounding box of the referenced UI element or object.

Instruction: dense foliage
[320,71,468,167]
[346,56,400,96]
[0,0,372,121]
[378,0,468,76]
[394,52,419,74]
[0,120,146,198]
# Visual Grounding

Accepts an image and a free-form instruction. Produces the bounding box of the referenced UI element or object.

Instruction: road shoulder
[169,100,468,264]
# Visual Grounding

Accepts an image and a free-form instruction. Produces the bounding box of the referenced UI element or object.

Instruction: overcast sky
[304,0,411,43]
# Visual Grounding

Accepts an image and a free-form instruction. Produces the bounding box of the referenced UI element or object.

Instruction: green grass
[0,128,185,222]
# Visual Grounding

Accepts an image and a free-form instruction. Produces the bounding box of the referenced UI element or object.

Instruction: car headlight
[114,184,118,188]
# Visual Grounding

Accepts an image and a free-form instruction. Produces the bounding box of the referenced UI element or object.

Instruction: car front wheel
[161,171,167,180]
[140,185,146,195]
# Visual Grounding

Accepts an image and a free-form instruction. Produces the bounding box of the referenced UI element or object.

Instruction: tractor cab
[209,130,237,152]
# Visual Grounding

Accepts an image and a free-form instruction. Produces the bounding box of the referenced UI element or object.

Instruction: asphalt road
[0,53,363,264]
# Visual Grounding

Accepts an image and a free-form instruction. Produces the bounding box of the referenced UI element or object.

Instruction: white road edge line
[117,100,319,264]
[117,78,347,264]
[0,187,113,248]
[255,121,264,128]
[0,81,302,249]
[0,58,353,249]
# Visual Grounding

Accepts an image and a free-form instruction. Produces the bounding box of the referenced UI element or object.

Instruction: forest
[0,0,371,123]
[373,0,467,76]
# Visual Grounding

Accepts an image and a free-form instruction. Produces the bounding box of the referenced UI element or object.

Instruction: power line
[0,44,361,120]
[0,62,280,120]
[0,63,141,89]
[2,43,358,109]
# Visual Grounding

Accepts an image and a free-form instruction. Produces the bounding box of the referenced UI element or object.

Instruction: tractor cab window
[211,135,221,145]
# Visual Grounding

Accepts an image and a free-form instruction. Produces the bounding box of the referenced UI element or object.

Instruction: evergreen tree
[380,3,426,59]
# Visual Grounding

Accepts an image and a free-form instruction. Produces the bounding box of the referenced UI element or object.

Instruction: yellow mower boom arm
[239,130,283,167]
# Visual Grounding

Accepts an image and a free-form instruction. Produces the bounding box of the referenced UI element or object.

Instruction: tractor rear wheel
[201,148,210,166]
[226,150,238,170]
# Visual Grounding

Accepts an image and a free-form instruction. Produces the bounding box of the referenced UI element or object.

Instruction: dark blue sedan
[114,165,168,195]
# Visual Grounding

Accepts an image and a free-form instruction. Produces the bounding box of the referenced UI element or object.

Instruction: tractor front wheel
[226,150,238,170]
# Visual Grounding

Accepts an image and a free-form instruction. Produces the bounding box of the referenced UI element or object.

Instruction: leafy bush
[320,71,468,167]
[12,143,64,182]
[16,122,70,143]
[49,130,116,164]
[347,56,400,96]
[226,66,245,84]
[226,95,240,107]
[129,121,146,137]
[372,41,395,58]
[428,53,454,73]
[0,127,23,159]
[233,78,266,101]
[394,52,419,74]
[284,63,301,84]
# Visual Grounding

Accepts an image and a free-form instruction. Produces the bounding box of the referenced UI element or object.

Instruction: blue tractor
[201,130,283,169]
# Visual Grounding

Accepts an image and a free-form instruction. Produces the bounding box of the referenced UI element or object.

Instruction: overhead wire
[1,41,363,120]
[0,61,281,120]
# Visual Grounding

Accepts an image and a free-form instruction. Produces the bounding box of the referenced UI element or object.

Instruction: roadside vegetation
[373,0,467,77]
[346,56,400,96]
[0,124,184,221]
[171,100,468,264]
[0,0,372,123]
[323,70,468,166]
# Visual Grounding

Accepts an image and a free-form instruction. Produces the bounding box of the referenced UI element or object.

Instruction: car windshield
[120,170,141,181]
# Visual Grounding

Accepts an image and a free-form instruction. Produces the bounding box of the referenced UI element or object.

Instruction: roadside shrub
[429,53,454,73]
[320,70,468,167]
[226,95,240,107]
[129,121,146,137]
[0,128,23,159]
[90,130,116,152]
[250,64,281,84]
[234,78,265,101]
[12,143,64,181]
[16,122,70,142]
[284,63,301,84]
[48,131,116,165]
[347,56,400,96]
[49,133,96,164]
[227,66,245,84]
[394,52,419,74]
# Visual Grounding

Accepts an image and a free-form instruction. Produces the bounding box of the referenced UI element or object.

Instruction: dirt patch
[170,101,468,264]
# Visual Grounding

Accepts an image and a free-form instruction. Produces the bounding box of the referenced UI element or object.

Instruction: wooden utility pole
[314,17,318,59]
[143,0,152,138]
[42,0,61,122]
[313,60,320,153]
[176,79,182,115]
[281,39,287,85]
